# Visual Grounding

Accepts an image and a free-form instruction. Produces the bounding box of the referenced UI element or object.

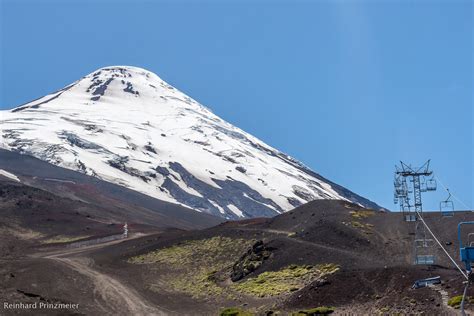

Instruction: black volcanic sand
[84,201,474,315]
[1,179,473,315]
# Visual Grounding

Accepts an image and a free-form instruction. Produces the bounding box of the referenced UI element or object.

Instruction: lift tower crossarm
[395,160,433,177]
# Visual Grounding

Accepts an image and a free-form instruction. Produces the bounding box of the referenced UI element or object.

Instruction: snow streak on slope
[1,66,381,219]
[0,169,20,182]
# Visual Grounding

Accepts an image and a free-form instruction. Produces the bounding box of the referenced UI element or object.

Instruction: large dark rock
[231,240,272,282]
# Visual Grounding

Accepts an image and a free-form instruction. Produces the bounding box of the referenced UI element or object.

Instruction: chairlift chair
[396,186,407,197]
[414,249,435,264]
[426,178,437,191]
[440,200,454,217]
[415,238,434,248]
[458,222,474,272]
[468,233,474,247]
[402,187,409,197]
[420,183,427,192]
[415,255,435,265]
[420,178,428,192]
[394,178,402,188]
[440,189,454,217]
[413,222,435,265]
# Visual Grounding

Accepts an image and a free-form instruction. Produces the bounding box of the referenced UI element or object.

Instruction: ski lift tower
[394,160,437,264]
[394,160,436,221]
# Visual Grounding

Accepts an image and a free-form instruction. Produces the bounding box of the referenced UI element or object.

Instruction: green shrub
[292,306,335,315]
[233,264,339,297]
[349,210,374,219]
[446,295,474,308]
[129,236,253,299]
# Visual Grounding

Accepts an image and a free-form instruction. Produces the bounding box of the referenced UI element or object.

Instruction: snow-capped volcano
[1,66,381,219]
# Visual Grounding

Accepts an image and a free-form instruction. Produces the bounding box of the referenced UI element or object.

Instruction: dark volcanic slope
[79,200,474,315]
[0,149,222,230]
[211,199,474,273]
[1,187,472,315]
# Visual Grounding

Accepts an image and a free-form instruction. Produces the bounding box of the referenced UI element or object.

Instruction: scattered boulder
[231,240,272,282]
[235,166,247,174]
[313,279,330,288]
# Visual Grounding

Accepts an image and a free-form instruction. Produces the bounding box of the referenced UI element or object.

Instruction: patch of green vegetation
[220,307,254,316]
[447,295,474,309]
[349,210,375,219]
[292,306,335,315]
[159,268,227,299]
[448,295,463,308]
[129,236,249,265]
[350,221,365,228]
[42,235,89,244]
[233,264,339,298]
[344,220,373,234]
[129,236,253,299]
[347,210,375,234]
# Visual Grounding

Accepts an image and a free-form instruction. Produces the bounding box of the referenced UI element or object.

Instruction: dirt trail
[236,227,382,264]
[36,235,169,316]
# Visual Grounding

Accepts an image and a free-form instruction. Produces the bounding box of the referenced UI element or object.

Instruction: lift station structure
[394,160,437,264]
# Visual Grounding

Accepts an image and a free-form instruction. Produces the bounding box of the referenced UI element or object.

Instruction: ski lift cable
[461,279,470,316]
[434,175,471,210]
[414,210,468,280]
[445,189,452,202]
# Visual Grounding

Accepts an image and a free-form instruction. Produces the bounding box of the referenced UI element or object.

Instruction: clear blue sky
[1,0,472,211]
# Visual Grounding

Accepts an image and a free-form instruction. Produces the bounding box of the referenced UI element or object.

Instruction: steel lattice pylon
[394,160,437,264]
